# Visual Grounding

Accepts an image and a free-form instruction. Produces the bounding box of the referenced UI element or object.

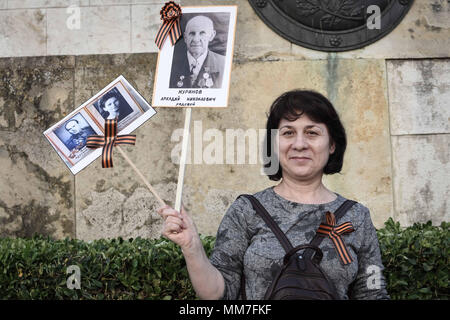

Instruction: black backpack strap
[334,200,357,221]
[303,200,357,260]
[238,194,294,301]
[239,194,293,253]
[240,271,246,300]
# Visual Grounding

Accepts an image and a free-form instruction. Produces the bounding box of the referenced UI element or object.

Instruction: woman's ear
[330,141,336,154]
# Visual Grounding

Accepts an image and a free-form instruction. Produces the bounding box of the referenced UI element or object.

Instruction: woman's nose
[292,133,308,150]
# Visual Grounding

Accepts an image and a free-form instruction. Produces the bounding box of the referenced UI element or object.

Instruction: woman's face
[277,114,335,181]
[103,97,120,116]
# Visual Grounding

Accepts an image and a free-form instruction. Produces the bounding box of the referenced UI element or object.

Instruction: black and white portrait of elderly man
[169,14,227,89]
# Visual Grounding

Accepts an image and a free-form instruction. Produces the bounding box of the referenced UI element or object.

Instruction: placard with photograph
[43,75,156,175]
[152,6,237,108]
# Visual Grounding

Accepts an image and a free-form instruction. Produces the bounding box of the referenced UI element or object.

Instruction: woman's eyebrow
[279,124,323,130]
[305,125,323,131]
[278,125,294,130]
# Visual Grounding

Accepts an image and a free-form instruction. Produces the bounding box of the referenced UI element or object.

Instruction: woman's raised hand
[157,205,200,252]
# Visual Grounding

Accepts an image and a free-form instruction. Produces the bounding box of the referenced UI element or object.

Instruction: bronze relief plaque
[248,0,414,52]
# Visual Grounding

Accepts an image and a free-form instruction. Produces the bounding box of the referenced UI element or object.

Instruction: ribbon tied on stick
[317,211,355,265]
[155,1,182,50]
[86,118,136,168]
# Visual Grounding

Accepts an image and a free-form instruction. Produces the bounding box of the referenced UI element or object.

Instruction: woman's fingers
[156,204,169,214]
[157,205,183,220]
[164,221,182,234]
[158,205,199,250]
[165,216,183,228]
[158,206,188,236]
[180,205,195,229]
[162,215,184,235]
[157,205,194,237]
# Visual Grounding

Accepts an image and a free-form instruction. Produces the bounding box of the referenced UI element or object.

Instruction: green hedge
[378,218,449,300]
[0,219,448,300]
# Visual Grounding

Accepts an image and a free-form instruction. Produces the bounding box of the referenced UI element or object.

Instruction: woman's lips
[289,157,311,163]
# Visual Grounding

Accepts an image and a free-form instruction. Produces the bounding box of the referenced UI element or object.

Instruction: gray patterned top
[209,186,390,300]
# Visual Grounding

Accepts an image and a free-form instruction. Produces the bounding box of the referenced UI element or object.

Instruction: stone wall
[0,0,448,240]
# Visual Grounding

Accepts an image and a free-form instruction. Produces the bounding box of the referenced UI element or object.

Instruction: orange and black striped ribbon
[317,211,355,265]
[155,1,182,49]
[86,119,136,168]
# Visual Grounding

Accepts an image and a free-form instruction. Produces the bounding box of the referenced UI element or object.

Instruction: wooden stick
[116,145,166,208]
[175,107,192,213]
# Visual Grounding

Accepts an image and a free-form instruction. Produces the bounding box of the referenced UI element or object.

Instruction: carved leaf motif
[296,0,321,16]
[339,0,363,17]
[350,5,365,17]
[297,0,365,24]
[327,0,341,11]
[341,0,358,11]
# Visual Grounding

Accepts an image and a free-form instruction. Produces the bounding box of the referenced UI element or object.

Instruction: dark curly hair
[263,89,347,181]
[98,90,120,115]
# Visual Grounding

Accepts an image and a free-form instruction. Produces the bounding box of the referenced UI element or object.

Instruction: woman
[97,90,133,122]
[157,90,389,300]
